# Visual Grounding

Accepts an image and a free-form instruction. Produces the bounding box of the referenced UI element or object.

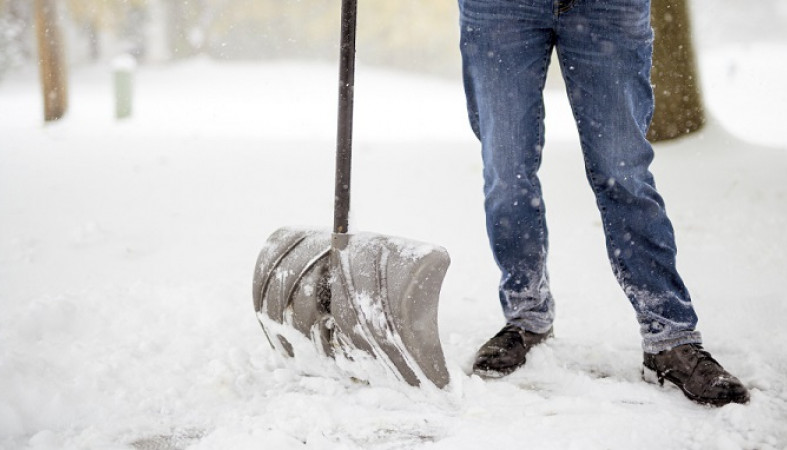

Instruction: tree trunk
[35,0,68,122]
[648,0,704,142]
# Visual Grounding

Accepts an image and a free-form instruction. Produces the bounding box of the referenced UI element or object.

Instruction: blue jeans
[459,0,702,353]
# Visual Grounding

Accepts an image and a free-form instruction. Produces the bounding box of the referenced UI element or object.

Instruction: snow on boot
[472,324,553,378]
[643,343,750,406]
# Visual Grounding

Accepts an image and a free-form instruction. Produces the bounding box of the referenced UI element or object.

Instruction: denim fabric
[459,0,702,353]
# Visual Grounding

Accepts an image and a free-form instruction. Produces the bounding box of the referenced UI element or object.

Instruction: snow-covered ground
[2,33,786,450]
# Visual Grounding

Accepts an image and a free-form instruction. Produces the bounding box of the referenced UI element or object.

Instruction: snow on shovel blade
[253,228,333,358]
[253,227,451,388]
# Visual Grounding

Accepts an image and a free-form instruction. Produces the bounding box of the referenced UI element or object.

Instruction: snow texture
[1,37,786,450]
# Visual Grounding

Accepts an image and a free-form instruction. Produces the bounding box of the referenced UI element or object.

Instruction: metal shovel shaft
[334,0,357,235]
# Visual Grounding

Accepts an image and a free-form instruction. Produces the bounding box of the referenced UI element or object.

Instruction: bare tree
[648,0,704,142]
[35,0,68,121]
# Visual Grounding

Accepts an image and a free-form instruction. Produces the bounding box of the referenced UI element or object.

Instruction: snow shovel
[252,0,451,388]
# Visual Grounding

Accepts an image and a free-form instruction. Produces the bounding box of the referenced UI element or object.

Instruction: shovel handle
[334,0,357,235]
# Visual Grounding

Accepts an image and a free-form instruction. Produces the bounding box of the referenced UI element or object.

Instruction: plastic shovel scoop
[251,0,450,388]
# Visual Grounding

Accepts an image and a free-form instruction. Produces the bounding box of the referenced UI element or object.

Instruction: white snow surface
[2,43,787,449]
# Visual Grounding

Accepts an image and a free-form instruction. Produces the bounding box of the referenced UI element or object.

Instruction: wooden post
[35,0,68,122]
[648,0,704,142]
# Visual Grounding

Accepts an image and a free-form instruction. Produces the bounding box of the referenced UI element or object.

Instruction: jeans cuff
[642,330,703,354]
[506,316,554,335]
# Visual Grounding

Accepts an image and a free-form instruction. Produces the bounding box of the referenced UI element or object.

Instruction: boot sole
[473,367,517,379]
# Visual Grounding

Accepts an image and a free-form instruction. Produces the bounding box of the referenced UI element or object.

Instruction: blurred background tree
[35,0,68,121]
[648,0,704,142]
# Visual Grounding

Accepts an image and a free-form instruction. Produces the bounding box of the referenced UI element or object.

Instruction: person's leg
[460,0,556,334]
[553,0,748,406]
[553,0,701,352]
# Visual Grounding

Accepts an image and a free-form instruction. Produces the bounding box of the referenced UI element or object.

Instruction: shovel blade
[253,227,451,388]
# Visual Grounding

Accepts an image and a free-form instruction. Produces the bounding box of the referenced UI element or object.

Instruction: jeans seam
[532,36,554,250]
